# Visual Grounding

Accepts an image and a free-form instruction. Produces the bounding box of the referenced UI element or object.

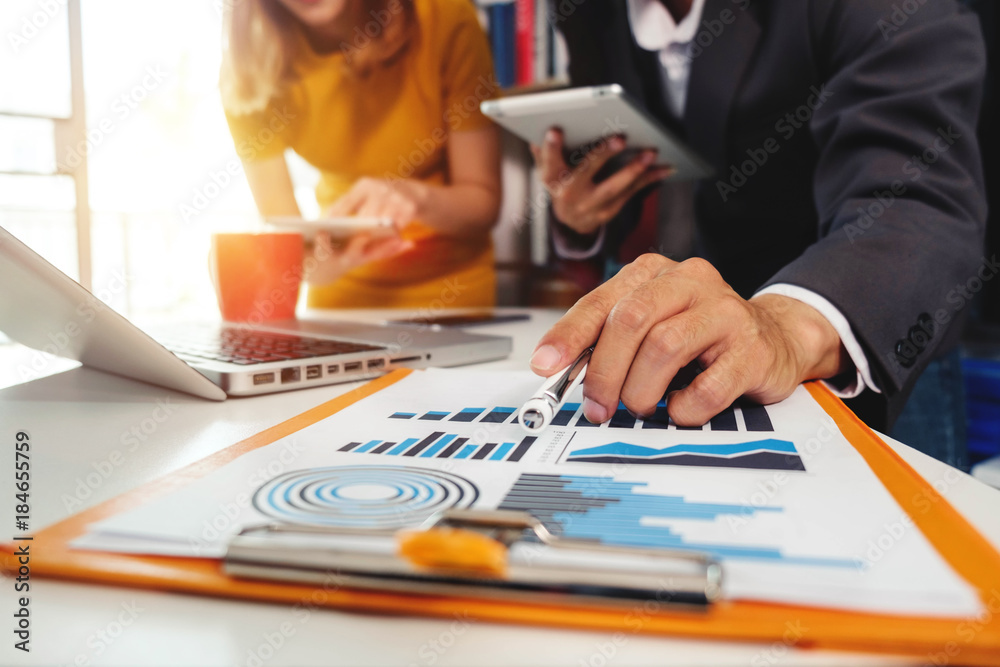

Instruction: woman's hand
[304,230,414,286]
[326,177,429,227]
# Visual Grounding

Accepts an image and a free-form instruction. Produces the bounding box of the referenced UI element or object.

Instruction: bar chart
[339,433,537,463]
[564,438,805,471]
[498,473,857,567]
[387,400,772,432]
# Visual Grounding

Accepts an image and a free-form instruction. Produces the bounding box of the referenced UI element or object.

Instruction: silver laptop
[0,224,512,400]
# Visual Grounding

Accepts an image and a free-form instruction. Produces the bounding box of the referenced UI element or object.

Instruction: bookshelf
[473,0,569,91]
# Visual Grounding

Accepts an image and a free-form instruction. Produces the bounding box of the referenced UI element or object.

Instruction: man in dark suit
[528,0,988,466]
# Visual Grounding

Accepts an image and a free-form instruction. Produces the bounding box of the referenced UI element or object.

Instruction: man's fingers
[584,150,658,208]
[618,312,722,418]
[568,135,627,185]
[529,254,675,377]
[537,128,570,188]
[667,353,748,426]
[594,166,674,223]
[581,264,695,423]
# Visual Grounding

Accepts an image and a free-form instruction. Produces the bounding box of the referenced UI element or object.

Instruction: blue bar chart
[339,433,537,463]
[388,406,519,424]
[387,401,772,432]
[498,473,857,567]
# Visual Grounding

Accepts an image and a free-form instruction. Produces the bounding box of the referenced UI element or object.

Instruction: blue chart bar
[388,438,419,455]
[340,434,537,462]
[390,412,415,420]
[498,474,855,567]
[403,432,446,457]
[450,408,484,423]
[455,443,478,459]
[420,434,458,458]
[490,442,515,460]
[481,407,516,423]
[354,440,381,453]
[420,411,449,421]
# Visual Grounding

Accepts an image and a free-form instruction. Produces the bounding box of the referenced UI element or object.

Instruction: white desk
[2,308,999,667]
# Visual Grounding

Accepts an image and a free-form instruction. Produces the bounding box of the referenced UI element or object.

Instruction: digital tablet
[265,216,398,242]
[480,84,713,181]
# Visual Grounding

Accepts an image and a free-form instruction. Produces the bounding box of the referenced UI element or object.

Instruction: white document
[75,369,982,617]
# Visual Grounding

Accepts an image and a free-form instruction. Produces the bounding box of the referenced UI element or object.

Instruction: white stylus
[518,346,595,433]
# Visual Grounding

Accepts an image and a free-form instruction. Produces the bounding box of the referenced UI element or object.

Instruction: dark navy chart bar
[419,411,449,421]
[472,443,497,460]
[389,412,415,420]
[449,408,484,422]
[551,402,580,426]
[609,406,636,429]
[741,402,774,431]
[710,406,738,431]
[402,432,445,456]
[508,436,536,462]
[438,437,468,458]
[481,407,516,423]
[338,441,362,452]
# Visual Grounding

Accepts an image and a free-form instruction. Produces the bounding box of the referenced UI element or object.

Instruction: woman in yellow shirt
[220,0,501,308]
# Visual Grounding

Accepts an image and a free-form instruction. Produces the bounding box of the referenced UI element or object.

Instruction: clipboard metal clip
[224,509,723,609]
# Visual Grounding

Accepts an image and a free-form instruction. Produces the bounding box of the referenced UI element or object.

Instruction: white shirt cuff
[753,283,882,399]
[551,223,606,260]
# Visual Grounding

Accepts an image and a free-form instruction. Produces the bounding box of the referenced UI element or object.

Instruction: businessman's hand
[529,254,850,425]
[531,129,673,236]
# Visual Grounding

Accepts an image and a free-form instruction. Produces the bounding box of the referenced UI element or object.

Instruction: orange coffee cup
[210,232,304,322]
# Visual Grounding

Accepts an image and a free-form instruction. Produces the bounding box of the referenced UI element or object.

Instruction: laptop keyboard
[155,327,386,365]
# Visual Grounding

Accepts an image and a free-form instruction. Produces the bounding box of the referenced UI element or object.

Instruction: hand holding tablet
[481,85,712,234]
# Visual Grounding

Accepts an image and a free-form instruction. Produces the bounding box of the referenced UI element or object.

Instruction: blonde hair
[220,0,414,116]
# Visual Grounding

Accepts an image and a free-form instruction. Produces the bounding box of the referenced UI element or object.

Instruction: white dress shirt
[554,0,881,398]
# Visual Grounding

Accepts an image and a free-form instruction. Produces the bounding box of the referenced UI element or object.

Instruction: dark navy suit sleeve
[763,0,988,403]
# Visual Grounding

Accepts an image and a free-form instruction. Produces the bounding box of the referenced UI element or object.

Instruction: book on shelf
[474,0,567,90]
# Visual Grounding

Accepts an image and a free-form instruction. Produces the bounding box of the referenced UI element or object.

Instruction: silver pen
[518,346,595,433]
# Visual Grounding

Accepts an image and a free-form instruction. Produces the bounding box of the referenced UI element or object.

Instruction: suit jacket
[549,0,988,429]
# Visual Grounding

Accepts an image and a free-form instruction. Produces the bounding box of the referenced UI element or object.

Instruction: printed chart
[253,465,479,528]
[498,473,857,567]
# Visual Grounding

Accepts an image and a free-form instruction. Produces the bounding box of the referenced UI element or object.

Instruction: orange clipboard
[4,370,1000,664]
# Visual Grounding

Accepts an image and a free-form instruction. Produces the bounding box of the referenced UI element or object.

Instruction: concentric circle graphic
[253,465,480,528]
